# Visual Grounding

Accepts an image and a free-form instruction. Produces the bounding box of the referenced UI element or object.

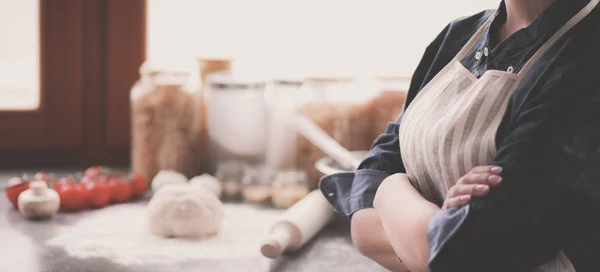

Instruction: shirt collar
[483,0,591,64]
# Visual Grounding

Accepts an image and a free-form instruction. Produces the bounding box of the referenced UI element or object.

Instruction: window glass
[0,0,39,110]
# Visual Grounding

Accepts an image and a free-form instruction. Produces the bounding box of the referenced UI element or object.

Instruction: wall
[147,0,500,77]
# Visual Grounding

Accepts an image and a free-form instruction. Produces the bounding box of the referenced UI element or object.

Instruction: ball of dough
[147,184,224,238]
[151,170,188,192]
[189,174,222,197]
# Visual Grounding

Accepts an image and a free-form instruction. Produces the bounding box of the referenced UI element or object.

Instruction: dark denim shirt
[319,0,600,271]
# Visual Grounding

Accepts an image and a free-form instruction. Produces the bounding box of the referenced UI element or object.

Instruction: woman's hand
[442,165,503,209]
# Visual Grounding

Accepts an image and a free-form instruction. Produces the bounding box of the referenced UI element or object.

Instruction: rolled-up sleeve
[427,70,600,271]
[319,117,406,218]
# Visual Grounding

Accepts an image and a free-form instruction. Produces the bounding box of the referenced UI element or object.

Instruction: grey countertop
[0,170,386,272]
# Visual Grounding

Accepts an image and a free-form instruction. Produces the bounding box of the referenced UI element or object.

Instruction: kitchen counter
[0,170,386,272]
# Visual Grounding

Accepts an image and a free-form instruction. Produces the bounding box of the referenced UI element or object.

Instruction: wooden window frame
[0,0,145,168]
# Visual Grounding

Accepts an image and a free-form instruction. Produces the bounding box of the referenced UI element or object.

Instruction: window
[147,0,500,77]
[0,0,39,110]
[0,0,144,168]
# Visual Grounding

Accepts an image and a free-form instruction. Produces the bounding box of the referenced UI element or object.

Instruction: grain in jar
[131,62,205,181]
[296,77,378,189]
[366,76,409,140]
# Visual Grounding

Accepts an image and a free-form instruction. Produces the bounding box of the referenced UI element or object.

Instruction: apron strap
[518,0,599,76]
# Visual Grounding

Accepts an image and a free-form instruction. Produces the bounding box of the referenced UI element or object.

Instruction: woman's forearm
[351,209,411,272]
[374,174,440,272]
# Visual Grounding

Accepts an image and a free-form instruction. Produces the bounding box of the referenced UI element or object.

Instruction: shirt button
[507,66,514,73]
[328,192,335,197]
[484,47,489,56]
[475,51,482,60]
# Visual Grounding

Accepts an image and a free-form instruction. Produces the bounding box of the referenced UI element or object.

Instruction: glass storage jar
[295,77,379,189]
[241,165,274,204]
[215,160,246,200]
[130,61,206,181]
[205,71,268,174]
[366,75,410,140]
[196,57,233,174]
[264,78,304,172]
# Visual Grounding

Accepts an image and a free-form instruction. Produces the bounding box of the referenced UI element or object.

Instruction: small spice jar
[241,166,274,205]
[271,171,310,209]
[215,161,246,200]
[130,61,206,181]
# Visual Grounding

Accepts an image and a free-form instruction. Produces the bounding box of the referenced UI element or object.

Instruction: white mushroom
[18,181,60,220]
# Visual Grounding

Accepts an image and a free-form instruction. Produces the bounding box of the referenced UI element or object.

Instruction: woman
[319,0,600,271]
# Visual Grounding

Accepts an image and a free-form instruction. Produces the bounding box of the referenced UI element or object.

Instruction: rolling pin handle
[260,224,293,259]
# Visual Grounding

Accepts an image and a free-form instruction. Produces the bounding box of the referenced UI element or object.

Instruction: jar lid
[207,71,267,90]
[196,58,232,70]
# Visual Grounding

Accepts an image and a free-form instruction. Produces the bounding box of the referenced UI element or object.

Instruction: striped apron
[398,1,599,271]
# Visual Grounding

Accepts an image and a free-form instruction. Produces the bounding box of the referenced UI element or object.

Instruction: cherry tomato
[58,183,87,212]
[108,177,132,203]
[5,177,30,209]
[130,173,148,198]
[85,166,105,177]
[85,180,111,209]
[53,176,76,191]
[51,181,63,191]
[80,175,95,185]
[60,176,77,184]
[7,176,24,188]
[105,172,119,181]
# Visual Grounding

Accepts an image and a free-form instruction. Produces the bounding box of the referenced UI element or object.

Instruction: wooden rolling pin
[294,116,362,170]
[260,190,335,258]
[260,115,361,258]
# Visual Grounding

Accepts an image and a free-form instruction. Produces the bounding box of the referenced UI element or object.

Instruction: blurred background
[0,0,498,171]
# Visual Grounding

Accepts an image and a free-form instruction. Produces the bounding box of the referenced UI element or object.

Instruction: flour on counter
[45,202,282,266]
[0,228,40,272]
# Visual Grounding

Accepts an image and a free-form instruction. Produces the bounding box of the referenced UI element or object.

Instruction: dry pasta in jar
[130,62,206,181]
